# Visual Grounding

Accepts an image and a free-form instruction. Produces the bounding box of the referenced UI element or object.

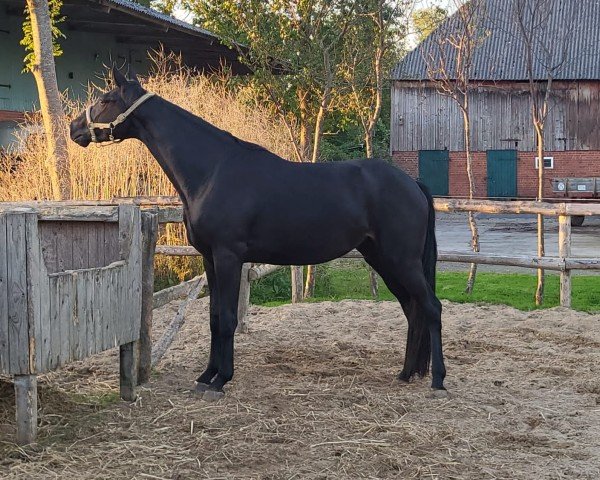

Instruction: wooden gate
[487,150,517,198]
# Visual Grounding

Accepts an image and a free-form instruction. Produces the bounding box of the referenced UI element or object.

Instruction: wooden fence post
[559,215,572,308]
[15,375,37,445]
[237,263,251,333]
[138,210,158,385]
[291,266,303,303]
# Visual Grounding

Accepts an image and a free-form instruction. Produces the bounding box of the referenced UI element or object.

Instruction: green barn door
[487,150,517,198]
[418,150,449,196]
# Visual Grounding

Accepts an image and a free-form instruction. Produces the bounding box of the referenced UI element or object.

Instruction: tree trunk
[304,84,332,299]
[291,266,304,303]
[304,264,316,299]
[462,105,479,294]
[535,122,545,305]
[26,0,70,200]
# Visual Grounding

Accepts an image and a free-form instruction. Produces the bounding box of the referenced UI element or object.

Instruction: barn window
[535,156,554,169]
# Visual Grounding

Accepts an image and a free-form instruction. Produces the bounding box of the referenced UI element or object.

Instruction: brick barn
[390,0,600,199]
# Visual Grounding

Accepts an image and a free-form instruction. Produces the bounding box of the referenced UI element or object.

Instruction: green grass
[250,263,600,312]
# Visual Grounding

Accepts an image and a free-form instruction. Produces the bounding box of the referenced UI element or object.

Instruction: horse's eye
[99,99,107,105]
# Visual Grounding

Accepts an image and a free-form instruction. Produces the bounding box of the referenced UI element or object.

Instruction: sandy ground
[1,298,600,479]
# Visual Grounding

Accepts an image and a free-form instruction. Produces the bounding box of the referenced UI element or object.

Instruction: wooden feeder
[0,205,142,444]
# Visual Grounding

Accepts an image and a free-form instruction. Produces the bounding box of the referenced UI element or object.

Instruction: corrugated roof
[392,0,600,81]
[99,0,221,41]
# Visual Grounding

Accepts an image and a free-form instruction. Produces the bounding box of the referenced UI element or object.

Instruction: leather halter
[86,92,155,144]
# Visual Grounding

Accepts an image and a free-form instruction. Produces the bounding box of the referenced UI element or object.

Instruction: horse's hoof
[193,382,211,394]
[202,389,225,402]
[430,388,449,399]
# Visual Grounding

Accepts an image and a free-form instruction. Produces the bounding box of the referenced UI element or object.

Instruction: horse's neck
[133,98,225,202]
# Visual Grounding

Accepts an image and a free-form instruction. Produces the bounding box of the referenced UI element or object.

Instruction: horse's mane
[161,96,270,154]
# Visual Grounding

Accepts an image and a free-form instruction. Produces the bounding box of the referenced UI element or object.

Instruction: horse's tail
[403,182,437,380]
[418,181,437,292]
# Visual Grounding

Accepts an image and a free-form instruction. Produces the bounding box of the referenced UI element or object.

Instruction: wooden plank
[248,264,283,281]
[14,375,37,445]
[58,274,73,366]
[564,258,600,270]
[48,277,60,369]
[151,275,207,368]
[119,205,142,345]
[139,211,158,384]
[155,245,201,256]
[71,223,89,269]
[24,213,43,373]
[39,221,59,274]
[82,270,93,358]
[89,270,101,357]
[74,271,88,360]
[6,214,30,375]
[439,251,564,271]
[559,215,572,308]
[88,223,105,268]
[104,223,120,265]
[55,222,73,273]
[38,275,51,372]
[120,341,138,402]
[433,199,600,216]
[152,275,208,309]
[0,215,8,374]
[102,269,113,350]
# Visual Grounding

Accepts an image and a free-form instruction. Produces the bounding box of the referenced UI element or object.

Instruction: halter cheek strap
[86,92,155,144]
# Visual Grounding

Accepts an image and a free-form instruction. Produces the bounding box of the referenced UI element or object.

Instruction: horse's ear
[128,66,140,85]
[112,66,127,88]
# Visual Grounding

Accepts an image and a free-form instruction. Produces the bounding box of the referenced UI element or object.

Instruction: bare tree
[423,0,484,293]
[23,0,70,199]
[509,0,576,305]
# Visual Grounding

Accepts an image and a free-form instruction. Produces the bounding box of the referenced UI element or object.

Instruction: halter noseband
[86,92,155,144]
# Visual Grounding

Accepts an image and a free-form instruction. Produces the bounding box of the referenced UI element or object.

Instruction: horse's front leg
[200,248,242,399]
[195,256,219,389]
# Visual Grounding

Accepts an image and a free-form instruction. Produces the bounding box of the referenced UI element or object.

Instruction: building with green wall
[0,0,247,150]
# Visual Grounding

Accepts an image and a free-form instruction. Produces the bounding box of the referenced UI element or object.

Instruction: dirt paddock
[1,298,600,479]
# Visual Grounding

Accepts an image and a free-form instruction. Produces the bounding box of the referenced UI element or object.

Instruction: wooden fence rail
[147,199,600,313]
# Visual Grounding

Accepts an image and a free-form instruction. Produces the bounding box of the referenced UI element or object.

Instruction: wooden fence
[147,198,600,311]
[1,197,598,444]
[0,204,142,444]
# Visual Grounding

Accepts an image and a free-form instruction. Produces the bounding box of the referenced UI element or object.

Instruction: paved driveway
[435,213,600,274]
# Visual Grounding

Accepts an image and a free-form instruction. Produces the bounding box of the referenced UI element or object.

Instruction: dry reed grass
[0,53,295,281]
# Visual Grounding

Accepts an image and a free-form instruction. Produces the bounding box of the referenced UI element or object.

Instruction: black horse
[70,68,447,398]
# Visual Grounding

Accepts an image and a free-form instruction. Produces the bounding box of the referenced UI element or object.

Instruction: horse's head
[70,66,151,147]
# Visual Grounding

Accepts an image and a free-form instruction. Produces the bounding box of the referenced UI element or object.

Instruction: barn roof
[2,0,251,74]
[392,0,600,81]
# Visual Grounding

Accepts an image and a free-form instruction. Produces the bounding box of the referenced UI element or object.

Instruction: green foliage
[20,0,65,73]
[251,264,600,313]
[191,1,377,162]
[321,87,392,161]
[412,6,447,43]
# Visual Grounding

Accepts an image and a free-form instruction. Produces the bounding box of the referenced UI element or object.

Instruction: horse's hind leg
[357,241,417,376]
[359,241,446,390]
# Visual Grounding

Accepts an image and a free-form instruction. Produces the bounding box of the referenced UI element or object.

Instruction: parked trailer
[0,205,142,444]
[551,178,600,226]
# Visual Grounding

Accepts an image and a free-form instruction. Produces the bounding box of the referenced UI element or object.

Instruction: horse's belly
[245,225,367,265]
